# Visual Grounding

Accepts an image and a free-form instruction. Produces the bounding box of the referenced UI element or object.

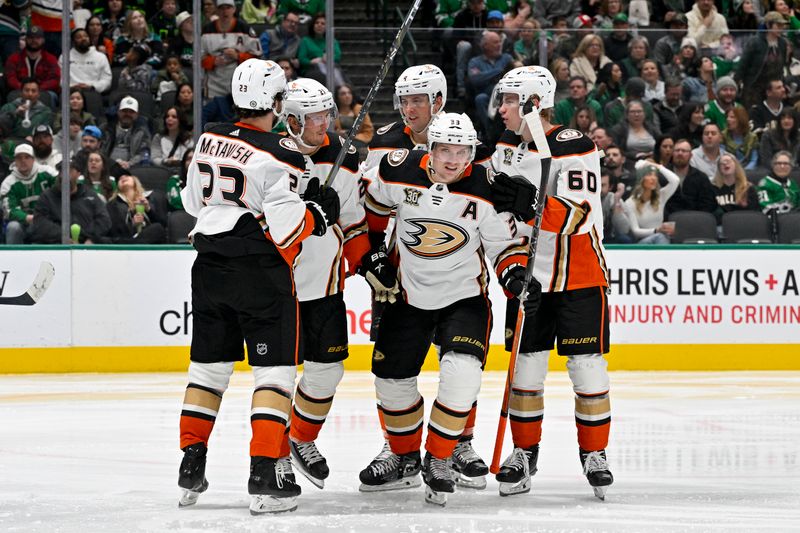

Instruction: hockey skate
[178,443,209,507]
[451,439,489,490]
[496,445,539,497]
[422,452,455,506]
[248,456,301,515]
[290,438,329,489]
[580,449,614,500]
[358,442,422,492]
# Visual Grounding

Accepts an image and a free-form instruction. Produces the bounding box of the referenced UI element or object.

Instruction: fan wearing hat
[169,11,195,67]
[32,124,62,169]
[603,13,632,62]
[705,76,743,130]
[653,13,689,66]
[118,44,154,93]
[687,0,730,49]
[0,77,53,139]
[736,12,791,110]
[0,143,57,244]
[4,26,61,95]
[100,96,152,170]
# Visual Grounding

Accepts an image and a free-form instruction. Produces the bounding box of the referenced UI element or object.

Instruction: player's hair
[235,106,272,119]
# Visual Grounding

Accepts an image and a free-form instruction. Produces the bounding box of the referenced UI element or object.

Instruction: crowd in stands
[0,0,798,246]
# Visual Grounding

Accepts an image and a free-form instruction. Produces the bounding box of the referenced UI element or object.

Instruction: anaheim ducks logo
[401,218,470,259]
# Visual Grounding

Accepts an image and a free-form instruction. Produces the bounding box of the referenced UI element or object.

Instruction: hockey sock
[180,383,223,449]
[425,400,470,459]
[250,386,293,458]
[379,397,424,455]
[459,401,478,441]
[290,386,334,443]
[574,391,611,451]
[509,388,544,449]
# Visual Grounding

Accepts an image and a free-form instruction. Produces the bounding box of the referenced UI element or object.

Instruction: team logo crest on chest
[401,218,470,259]
[403,187,421,206]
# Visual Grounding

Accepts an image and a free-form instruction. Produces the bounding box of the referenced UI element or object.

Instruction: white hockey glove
[359,246,401,304]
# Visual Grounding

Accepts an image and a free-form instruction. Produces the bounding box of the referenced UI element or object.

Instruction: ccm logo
[561,337,598,345]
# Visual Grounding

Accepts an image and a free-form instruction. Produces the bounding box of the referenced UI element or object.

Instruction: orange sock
[379,397,424,455]
[250,386,292,458]
[290,386,334,443]
[574,392,611,451]
[179,383,222,449]
[508,388,544,449]
[425,400,469,459]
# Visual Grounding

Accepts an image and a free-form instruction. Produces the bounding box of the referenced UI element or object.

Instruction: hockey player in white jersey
[358,113,537,505]
[277,78,369,489]
[487,66,613,499]
[177,59,340,515]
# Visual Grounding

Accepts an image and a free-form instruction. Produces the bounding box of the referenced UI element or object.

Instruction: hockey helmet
[231,58,287,112]
[489,66,557,117]
[279,77,338,147]
[427,112,478,162]
[393,64,447,128]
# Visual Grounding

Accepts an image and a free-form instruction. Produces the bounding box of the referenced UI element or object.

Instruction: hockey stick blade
[323,0,422,189]
[0,262,56,306]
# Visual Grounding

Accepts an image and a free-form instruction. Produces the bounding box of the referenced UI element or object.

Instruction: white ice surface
[1,371,798,533]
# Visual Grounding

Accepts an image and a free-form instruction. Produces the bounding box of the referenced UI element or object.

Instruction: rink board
[1,245,799,372]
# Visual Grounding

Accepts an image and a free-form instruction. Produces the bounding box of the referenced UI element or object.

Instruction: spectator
[0,78,54,141]
[30,158,112,244]
[72,0,92,31]
[297,14,345,86]
[81,150,117,201]
[166,148,193,211]
[757,151,800,213]
[202,93,236,129]
[106,173,167,244]
[550,16,580,60]
[261,11,301,69]
[554,76,604,127]
[169,11,194,68]
[653,13,689,66]
[654,134,675,166]
[31,125,62,169]
[683,56,717,104]
[603,14,633,63]
[775,0,800,44]
[54,113,84,158]
[436,0,465,29]
[451,0,489,98]
[468,31,512,138]
[152,55,189,101]
[333,84,374,148]
[600,169,633,243]
[151,107,194,169]
[663,37,700,84]
[594,0,625,29]
[570,34,611,92]
[722,106,759,170]
[86,15,114,64]
[278,0,325,21]
[611,100,660,161]
[569,104,598,136]
[113,9,165,69]
[640,60,665,104]
[149,0,179,44]
[0,143,57,244]
[604,144,636,198]
[101,96,152,170]
[30,0,68,56]
[118,44,154,94]
[690,122,726,179]
[550,57,571,105]
[533,0,580,27]
[730,0,760,34]
[704,76,741,130]
[749,79,787,135]
[604,77,655,128]
[592,62,624,110]
[78,125,103,158]
[712,34,741,78]
[512,19,541,66]
[758,108,800,169]
[687,0,729,50]
[4,26,61,95]
[64,28,113,94]
[0,0,26,65]
[590,126,614,152]
[712,153,760,221]
[737,12,790,110]
[201,0,218,24]
[669,102,705,148]
[276,56,298,83]
[97,0,127,43]
[653,79,684,134]
[620,37,649,83]
[499,0,534,36]
[174,83,195,130]
[664,138,718,218]
[201,0,261,98]
[622,160,680,244]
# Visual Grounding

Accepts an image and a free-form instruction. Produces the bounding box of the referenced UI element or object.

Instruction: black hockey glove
[523,277,542,318]
[499,265,526,297]
[491,172,538,223]
[359,245,400,304]
[304,177,341,236]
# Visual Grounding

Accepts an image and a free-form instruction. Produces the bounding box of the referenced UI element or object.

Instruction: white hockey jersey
[292,133,369,301]
[491,125,609,293]
[364,149,528,310]
[182,122,313,259]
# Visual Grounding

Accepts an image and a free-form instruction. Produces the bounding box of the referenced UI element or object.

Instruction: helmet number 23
[567,169,597,193]
[198,161,249,208]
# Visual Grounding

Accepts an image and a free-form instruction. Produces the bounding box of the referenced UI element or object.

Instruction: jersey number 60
[567,169,598,193]
[198,162,249,208]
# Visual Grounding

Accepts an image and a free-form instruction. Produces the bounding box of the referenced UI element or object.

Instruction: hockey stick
[323,0,422,188]
[490,101,552,474]
[0,261,56,306]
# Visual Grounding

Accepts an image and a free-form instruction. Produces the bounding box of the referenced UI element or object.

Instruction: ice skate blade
[178,479,208,507]
[358,475,422,492]
[424,485,448,506]
[453,472,486,490]
[498,478,531,497]
[249,494,298,515]
[593,485,609,500]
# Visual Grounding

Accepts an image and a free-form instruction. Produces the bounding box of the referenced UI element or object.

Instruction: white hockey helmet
[279,77,338,146]
[231,58,287,112]
[490,65,557,117]
[393,64,447,126]
[427,112,478,161]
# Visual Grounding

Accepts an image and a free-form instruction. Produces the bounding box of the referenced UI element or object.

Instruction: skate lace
[501,447,531,475]
[369,451,400,476]
[453,441,481,464]
[582,451,609,475]
[374,441,393,462]
[295,440,324,465]
[428,456,453,480]
[275,457,294,489]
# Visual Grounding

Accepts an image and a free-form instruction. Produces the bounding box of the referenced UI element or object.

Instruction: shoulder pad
[376,122,397,135]
[496,129,522,146]
[386,148,409,167]
[554,128,583,142]
[548,126,597,157]
[279,137,300,152]
[370,121,413,150]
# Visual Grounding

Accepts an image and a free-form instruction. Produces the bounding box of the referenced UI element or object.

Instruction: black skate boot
[451,438,489,490]
[248,456,302,515]
[496,444,539,497]
[358,442,422,492]
[580,449,614,500]
[422,452,455,506]
[178,443,209,507]
[290,438,329,489]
